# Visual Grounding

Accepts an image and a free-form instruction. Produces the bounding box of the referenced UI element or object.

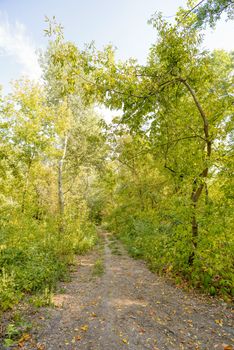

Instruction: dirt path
[11,232,234,350]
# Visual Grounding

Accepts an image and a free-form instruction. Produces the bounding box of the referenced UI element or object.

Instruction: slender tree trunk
[58,133,69,233]
[58,160,64,216]
[179,78,212,265]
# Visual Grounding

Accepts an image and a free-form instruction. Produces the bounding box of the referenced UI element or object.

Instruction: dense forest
[0,0,233,317]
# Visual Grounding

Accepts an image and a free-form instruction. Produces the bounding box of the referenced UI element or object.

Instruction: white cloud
[0,12,41,80]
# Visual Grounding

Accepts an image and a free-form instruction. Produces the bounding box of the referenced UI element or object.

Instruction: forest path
[18,231,233,350]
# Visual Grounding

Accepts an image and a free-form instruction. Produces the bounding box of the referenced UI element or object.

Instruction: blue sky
[0,0,233,94]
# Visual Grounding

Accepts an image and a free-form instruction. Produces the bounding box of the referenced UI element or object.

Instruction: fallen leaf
[18,333,31,347]
[139,328,146,333]
[215,319,223,327]
[18,333,31,343]
[36,344,45,350]
[81,325,88,331]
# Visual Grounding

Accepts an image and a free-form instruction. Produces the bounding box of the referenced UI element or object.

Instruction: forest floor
[1,231,233,350]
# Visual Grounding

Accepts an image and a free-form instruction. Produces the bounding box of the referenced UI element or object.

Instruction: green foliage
[0,1,233,313]
[0,269,22,311]
[82,7,233,299]
[0,33,105,312]
[0,215,97,311]
[108,194,233,297]
[187,0,234,28]
[3,315,32,348]
[29,287,53,308]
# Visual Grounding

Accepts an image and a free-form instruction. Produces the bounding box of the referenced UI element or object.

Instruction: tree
[182,0,234,28]
[0,80,56,216]
[78,13,233,263]
[41,19,107,232]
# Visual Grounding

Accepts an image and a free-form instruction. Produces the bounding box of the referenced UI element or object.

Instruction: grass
[92,259,104,276]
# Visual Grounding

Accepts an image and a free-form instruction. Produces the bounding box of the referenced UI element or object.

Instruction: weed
[92,259,104,276]
[29,287,53,308]
[3,317,32,348]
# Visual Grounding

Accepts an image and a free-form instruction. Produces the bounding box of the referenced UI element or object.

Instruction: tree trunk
[58,134,69,233]
[179,78,212,265]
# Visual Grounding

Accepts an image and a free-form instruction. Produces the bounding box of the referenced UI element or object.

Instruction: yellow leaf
[81,325,88,331]
[215,319,223,326]
[36,344,45,350]
[18,333,31,342]
[18,333,31,346]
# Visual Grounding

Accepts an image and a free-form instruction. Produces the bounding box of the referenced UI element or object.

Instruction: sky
[0,0,233,95]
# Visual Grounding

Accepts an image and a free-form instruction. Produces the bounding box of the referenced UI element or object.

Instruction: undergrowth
[0,214,97,312]
[106,208,234,300]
